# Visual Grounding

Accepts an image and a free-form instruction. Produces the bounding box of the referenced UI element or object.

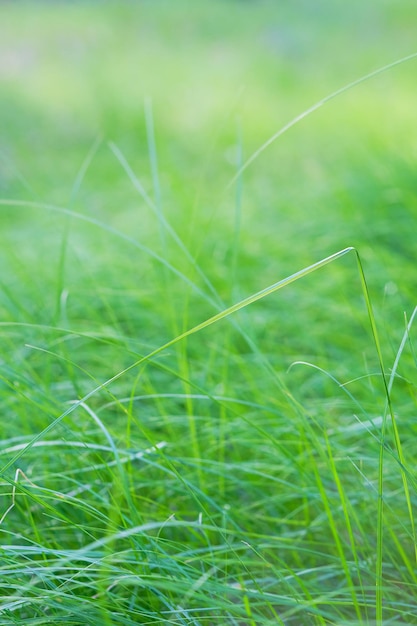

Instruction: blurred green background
[1,0,417,386]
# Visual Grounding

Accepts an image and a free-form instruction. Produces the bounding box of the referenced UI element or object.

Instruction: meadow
[1,1,417,623]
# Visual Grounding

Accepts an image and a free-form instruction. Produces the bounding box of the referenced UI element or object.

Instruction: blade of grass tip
[227,51,417,188]
[1,246,354,474]
[388,307,417,396]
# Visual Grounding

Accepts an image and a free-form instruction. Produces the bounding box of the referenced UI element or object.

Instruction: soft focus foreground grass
[1,1,417,624]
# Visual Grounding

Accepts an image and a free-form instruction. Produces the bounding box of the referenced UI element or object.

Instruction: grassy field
[1,1,417,624]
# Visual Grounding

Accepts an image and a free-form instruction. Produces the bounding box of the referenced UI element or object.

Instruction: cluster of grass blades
[1,40,417,625]
[0,231,416,624]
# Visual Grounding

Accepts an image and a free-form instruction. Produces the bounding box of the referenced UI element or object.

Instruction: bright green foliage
[1,1,417,624]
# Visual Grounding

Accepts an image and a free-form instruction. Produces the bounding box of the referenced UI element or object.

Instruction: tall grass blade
[228,52,417,186]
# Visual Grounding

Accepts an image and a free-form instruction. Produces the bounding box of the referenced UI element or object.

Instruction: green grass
[1,1,417,623]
